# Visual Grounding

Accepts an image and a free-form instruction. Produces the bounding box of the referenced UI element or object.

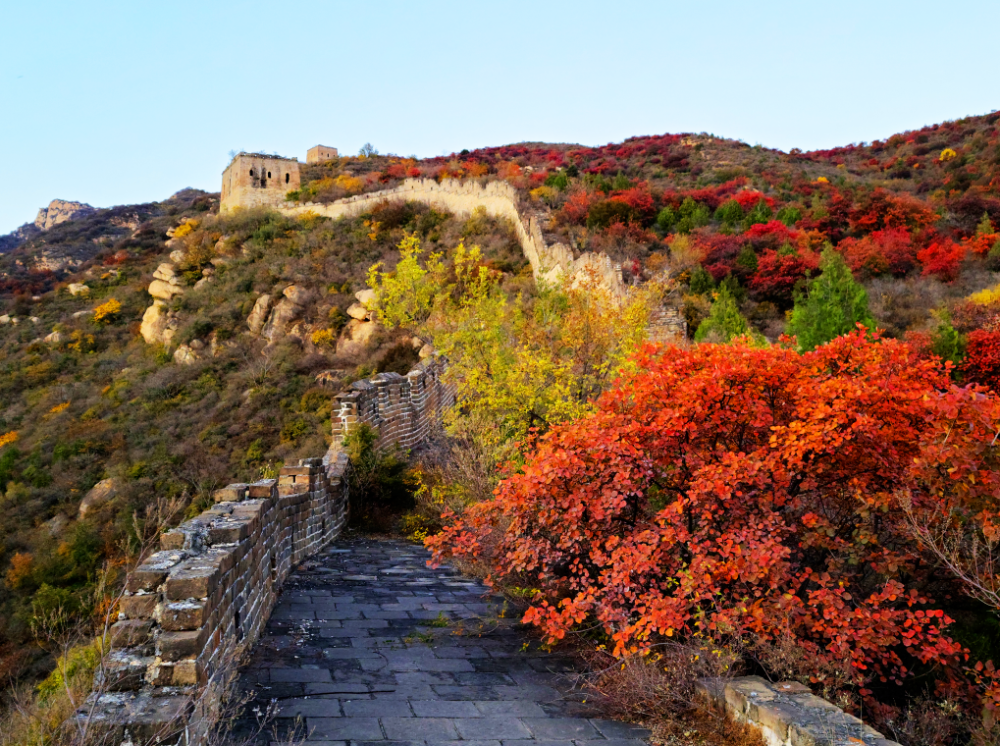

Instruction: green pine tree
[787,247,874,351]
[695,284,761,344]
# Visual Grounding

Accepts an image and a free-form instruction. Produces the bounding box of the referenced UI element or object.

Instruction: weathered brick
[126,551,186,593]
[160,600,208,631]
[158,629,205,661]
[120,593,159,620]
[109,620,154,648]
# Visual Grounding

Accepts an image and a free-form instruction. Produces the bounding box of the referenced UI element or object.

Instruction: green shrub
[787,247,874,351]
[688,265,715,295]
[714,199,744,227]
[776,206,802,227]
[745,199,773,227]
[344,424,416,529]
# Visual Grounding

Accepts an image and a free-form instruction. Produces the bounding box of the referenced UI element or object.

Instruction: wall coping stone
[698,676,901,746]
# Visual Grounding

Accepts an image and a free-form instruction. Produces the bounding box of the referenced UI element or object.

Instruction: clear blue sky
[1,0,998,234]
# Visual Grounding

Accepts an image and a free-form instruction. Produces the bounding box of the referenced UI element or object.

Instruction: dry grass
[578,642,763,746]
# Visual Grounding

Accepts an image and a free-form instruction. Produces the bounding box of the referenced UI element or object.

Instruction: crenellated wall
[330,358,456,454]
[82,360,454,744]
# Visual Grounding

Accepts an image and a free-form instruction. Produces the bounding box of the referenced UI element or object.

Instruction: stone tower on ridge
[307,145,339,164]
[221,152,301,212]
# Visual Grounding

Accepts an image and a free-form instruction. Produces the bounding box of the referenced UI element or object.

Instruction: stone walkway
[234,536,650,746]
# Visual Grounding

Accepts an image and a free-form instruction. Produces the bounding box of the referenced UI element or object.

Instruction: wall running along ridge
[82,359,454,744]
[224,176,630,302]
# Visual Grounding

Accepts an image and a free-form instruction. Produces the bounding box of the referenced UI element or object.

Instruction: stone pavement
[233,536,650,746]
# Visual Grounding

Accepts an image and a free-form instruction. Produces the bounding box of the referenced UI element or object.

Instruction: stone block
[109,620,153,648]
[160,600,208,631]
[213,483,249,502]
[126,551,186,592]
[158,629,205,661]
[120,593,159,620]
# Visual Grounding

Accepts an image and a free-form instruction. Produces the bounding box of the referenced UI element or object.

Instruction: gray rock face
[35,200,96,231]
[247,294,272,335]
[79,478,119,518]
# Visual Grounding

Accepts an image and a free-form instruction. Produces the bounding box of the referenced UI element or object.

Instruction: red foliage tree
[749,248,819,303]
[918,239,966,281]
[836,228,917,277]
[429,332,1000,700]
[961,330,1000,392]
[849,188,939,233]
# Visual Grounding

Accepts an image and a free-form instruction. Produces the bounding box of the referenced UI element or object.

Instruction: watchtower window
[285,173,290,183]
[267,171,272,178]
[249,169,254,176]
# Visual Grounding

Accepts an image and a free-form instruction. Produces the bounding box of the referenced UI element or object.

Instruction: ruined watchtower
[220,152,301,212]
[307,145,339,164]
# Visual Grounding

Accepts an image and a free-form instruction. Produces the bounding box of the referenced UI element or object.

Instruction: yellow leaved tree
[367,234,660,455]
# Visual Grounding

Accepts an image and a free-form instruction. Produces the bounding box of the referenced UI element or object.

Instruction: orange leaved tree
[428,330,1000,703]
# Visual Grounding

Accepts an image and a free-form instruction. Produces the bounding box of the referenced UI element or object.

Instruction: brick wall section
[330,358,456,455]
[83,361,454,743]
[85,454,348,742]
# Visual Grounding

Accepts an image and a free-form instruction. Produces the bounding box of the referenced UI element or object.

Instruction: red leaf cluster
[428,332,1000,695]
[961,330,1000,392]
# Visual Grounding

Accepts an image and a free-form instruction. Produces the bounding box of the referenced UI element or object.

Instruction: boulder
[262,297,303,343]
[418,343,434,359]
[79,478,119,518]
[168,250,186,264]
[173,344,200,365]
[0,315,11,324]
[148,279,185,301]
[44,330,62,344]
[337,319,379,356]
[247,294,272,334]
[139,302,179,345]
[282,284,313,307]
[149,263,185,301]
[355,288,377,308]
[346,302,369,320]
[46,513,69,537]
[67,283,89,296]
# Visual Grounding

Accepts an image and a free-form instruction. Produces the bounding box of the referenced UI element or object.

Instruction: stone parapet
[698,676,901,746]
[82,454,350,743]
[80,360,453,743]
[330,357,456,454]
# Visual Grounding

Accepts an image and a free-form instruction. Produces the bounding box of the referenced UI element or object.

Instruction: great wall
[84,359,456,742]
[79,152,900,745]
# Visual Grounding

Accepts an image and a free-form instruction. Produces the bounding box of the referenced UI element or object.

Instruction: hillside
[1,109,999,714]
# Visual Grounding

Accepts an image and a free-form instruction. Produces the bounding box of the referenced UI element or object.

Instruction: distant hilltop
[34,199,95,230]
[0,199,95,254]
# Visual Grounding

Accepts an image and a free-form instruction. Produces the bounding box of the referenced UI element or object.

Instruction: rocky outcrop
[336,290,381,355]
[67,282,89,296]
[139,303,180,346]
[247,294,272,334]
[35,200,96,231]
[140,263,186,346]
[148,263,185,301]
[79,478,119,518]
[346,302,369,320]
[261,285,311,344]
